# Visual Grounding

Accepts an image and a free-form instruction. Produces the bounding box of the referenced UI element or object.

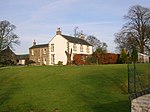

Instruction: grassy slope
[0,65,130,112]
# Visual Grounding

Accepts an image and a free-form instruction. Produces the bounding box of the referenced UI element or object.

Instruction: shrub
[94,53,119,64]
[120,48,127,64]
[0,59,15,66]
[73,54,89,65]
[27,60,35,66]
[86,56,97,64]
[57,61,63,65]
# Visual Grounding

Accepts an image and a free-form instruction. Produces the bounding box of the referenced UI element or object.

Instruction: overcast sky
[0,0,149,54]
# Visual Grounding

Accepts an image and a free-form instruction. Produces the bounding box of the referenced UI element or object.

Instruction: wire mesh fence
[128,62,150,100]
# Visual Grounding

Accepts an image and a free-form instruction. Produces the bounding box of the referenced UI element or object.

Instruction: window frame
[51,44,54,52]
[80,45,83,52]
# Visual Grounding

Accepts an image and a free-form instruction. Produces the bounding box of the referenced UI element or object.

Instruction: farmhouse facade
[29,42,49,65]
[29,28,93,65]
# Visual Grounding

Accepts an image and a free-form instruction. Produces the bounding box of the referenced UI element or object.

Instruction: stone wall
[131,94,150,112]
[29,47,49,65]
[0,47,17,65]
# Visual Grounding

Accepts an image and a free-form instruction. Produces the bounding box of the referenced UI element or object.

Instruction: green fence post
[133,62,136,94]
[128,63,130,94]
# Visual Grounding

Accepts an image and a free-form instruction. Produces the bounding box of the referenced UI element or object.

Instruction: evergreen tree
[132,47,138,63]
[120,48,127,64]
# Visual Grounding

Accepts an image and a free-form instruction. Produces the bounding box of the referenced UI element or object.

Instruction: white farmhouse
[29,28,93,65]
[48,28,93,65]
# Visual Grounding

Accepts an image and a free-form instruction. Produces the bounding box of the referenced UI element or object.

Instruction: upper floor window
[43,48,46,54]
[80,45,83,52]
[67,42,69,52]
[31,50,34,55]
[39,49,41,56]
[51,44,54,52]
[86,46,89,53]
[73,43,77,51]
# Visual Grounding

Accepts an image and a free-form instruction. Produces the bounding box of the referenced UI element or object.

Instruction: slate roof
[29,34,92,49]
[29,44,48,49]
[16,54,29,60]
[61,34,92,46]
[1,46,15,55]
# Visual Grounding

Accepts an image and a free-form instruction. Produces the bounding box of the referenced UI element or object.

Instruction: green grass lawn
[0,65,130,112]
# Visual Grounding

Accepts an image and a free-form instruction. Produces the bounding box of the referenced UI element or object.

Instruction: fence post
[133,62,136,94]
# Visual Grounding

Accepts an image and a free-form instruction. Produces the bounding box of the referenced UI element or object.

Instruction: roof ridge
[35,43,48,45]
[61,34,75,38]
[29,43,48,49]
[61,34,92,46]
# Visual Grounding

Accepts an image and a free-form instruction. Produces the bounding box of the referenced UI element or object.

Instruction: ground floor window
[51,54,55,64]
[43,57,46,64]
[38,57,40,62]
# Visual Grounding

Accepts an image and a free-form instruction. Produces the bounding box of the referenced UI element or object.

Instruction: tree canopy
[120,48,127,64]
[86,35,108,52]
[114,5,150,54]
[73,26,83,38]
[0,20,20,51]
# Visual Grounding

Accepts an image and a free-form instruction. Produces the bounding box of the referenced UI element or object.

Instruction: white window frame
[43,48,46,54]
[73,43,77,51]
[38,57,40,62]
[43,57,46,64]
[51,54,55,64]
[51,44,54,52]
[86,46,89,53]
[80,45,83,52]
[31,49,34,55]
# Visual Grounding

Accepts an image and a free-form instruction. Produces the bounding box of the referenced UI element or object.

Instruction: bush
[0,59,15,66]
[27,60,35,66]
[94,53,119,64]
[73,54,89,65]
[57,61,63,65]
[86,56,97,64]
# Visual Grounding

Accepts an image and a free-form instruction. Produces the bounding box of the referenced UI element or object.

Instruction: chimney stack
[79,33,85,40]
[56,27,61,35]
[33,40,36,46]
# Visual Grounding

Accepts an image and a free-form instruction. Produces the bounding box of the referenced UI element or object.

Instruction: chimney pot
[56,27,61,35]
[79,33,85,40]
[33,40,36,46]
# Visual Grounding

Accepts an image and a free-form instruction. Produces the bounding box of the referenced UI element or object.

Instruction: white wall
[70,43,92,54]
[18,60,25,65]
[49,35,68,65]
[69,43,93,60]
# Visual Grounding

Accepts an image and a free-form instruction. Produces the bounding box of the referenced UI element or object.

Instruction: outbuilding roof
[16,54,29,60]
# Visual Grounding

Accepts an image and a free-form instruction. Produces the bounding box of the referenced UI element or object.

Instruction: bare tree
[0,20,20,51]
[73,26,79,38]
[114,5,150,54]
[73,26,83,38]
[65,49,72,65]
[86,35,107,52]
